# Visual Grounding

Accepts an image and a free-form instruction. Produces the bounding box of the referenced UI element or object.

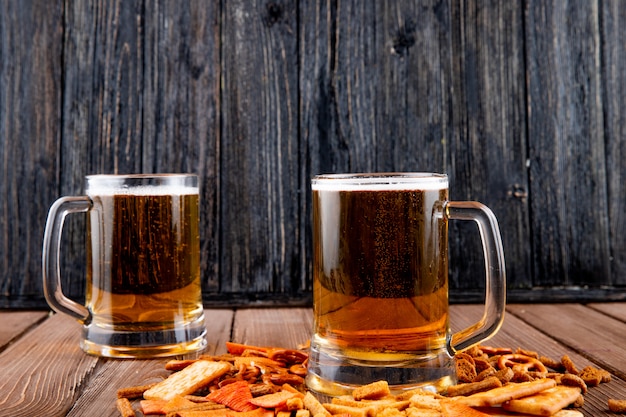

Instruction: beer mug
[42,174,207,358]
[306,173,506,395]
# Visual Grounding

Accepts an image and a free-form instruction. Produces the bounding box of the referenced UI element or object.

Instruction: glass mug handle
[445,201,506,352]
[42,196,92,323]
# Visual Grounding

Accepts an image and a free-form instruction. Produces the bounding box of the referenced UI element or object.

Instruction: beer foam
[312,174,448,191]
[87,185,198,196]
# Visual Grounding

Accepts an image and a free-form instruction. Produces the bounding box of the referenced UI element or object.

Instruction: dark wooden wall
[1,0,625,308]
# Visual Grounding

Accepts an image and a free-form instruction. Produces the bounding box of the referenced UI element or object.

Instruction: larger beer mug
[306,173,506,395]
[42,174,207,358]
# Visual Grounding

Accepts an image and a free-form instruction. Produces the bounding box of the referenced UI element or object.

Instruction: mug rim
[312,172,448,190]
[86,173,196,180]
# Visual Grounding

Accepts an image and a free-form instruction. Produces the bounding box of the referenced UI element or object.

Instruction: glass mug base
[80,313,207,358]
[305,336,457,396]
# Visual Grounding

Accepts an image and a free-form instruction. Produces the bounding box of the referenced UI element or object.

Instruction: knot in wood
[392,19,416,56]
[264,2,283,27]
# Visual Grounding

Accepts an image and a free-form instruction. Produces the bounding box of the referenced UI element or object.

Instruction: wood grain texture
[59,0,222,298]
[0,313,98,416]
[1,0,626,308]
[600,0,626,285]
[588,302,626,322]
[0,0,64,307]
[231,308,313,348]
[447,0,531,291]
[220,0,302,299]
[0,310,48,347]
[525,1,611,287]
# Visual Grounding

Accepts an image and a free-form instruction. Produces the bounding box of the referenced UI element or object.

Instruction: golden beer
[313,186,450,355]
[306,173,506,396]
[43,174,209,358]
[307,174,455,395]
[86,192,203,330]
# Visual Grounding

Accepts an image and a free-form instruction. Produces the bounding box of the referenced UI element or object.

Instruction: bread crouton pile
[115,342,623,417]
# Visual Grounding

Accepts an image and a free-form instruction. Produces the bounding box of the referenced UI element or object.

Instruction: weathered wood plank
[525,1,612,287]
[60,0,223,298]
[447,0,531,291]
[301,1,451,176]
[0,310,49,348]
[231,308,313,348]
[588,302,626,323]
[0,0,64,307]
[2,0,626,308]
[600,0,626,285]
[0,313,98,416]
[220,1,302,297]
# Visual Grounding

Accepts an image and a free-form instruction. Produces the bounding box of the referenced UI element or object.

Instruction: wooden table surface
[1,303,626,417]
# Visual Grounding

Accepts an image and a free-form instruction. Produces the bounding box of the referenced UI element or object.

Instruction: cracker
[456,378,556,408]
[440,400,492,416]
[396,388,443,401]
[455,354,478,383]
[579,365,611,386]
[539,355,564,372]
[330,396,371,407]
[405,408,442,417]
[502,385,581,416]
[143,360,231,401]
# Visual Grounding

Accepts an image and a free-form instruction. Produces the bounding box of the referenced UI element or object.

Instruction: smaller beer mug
[42,174,207,358]
[306,173,506,395]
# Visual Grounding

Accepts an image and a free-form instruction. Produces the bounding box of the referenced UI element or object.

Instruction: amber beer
[80,176,206,357]
[42,174,207,358]
[312,187,449,353]
[307,174,453,395]
[306,173,507,396]
[86,190,203,329]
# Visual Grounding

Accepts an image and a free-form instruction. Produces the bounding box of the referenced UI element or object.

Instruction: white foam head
[86,174,198,196]
[311,173,448,191]
[87,185,198,196]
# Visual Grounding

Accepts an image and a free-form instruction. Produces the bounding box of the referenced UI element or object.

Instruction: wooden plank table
[1,304,625,416]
